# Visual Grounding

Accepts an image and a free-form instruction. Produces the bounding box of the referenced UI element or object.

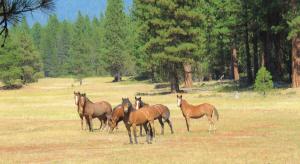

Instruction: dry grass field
[0,77,300,163]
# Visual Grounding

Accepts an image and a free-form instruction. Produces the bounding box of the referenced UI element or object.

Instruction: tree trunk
[170,64,180,93]
[291,0,300,88]
[243,0,253,84]
[253,28,259,78]
[273,34,284,81]
[183,62,193,88]
[113,72,121,82]
[292,37,300,87]
[231,45,239,81]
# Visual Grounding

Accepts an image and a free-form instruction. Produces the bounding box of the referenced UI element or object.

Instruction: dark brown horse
[135,96,174,136]
[177,95,219,133]
[78,93,112,132]
[122,98,154,144]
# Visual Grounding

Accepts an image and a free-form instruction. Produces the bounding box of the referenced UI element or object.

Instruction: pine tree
[103,0,129,82]
[40,14,60,77]
[134,0,204,92]
[0,18,43,87]
[56,20,72,76]
[68,12,93,85]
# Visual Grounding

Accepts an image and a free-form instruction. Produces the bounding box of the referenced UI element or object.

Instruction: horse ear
[135,96,137,100]
[82,93,86,97]
[180,95,182,98]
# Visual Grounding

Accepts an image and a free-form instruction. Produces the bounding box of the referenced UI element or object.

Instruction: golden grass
[0,77,300,163]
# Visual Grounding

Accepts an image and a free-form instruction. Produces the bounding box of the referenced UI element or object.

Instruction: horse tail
[213,107,219,121]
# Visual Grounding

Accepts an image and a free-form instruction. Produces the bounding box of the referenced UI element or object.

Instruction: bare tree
[0,0,54,47]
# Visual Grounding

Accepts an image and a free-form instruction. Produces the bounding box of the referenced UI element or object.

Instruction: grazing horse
[122,98,154,144]
[78,93,112,132]
[135,96,174,136]
[108,104,124,132]
[177,95,219,133]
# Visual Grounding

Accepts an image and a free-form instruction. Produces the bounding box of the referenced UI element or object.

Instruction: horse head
[122,97,133,113]
[79,93,87,109]
[74,91,81,105]
[177,95,183,107]
[134,96,142,110]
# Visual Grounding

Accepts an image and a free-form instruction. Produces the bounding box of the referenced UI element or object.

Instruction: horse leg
[158,118,164,135]
[125,122,133,144]
[98,118,102,130]
[139,125,143,136]
[89,116,93,132]
[143,123,151,144]
[149,120,155,138]
[165,119,174,134]
[132,124,138,144]
[185,117,190,132]
[207,116,214,134]
[80,116,83,130]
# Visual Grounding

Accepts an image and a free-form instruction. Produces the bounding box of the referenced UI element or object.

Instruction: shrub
[254,67,273,95]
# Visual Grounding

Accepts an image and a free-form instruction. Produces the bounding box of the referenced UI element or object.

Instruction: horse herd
[74,92,219,144]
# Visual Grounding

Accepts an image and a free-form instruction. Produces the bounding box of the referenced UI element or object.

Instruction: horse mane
[181,99,191,108]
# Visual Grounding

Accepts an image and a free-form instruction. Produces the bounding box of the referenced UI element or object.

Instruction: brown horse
[78,93,112,132]
[177,95,219,133]
[74,91,86,130]
[135,96,174,136]
[108,104,124,132]
[122,98,154,144]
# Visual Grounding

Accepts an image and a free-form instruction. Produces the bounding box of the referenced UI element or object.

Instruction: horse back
[151,104,170,119]
[129,109,150,126]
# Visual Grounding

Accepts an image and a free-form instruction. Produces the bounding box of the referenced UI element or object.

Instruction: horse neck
[181,99,190,111]
[140,101,147,108]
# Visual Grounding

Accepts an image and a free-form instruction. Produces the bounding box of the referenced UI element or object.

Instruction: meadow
[0,77,299,163]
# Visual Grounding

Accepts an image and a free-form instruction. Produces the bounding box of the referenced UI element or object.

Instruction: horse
[122,98,154,144]
[75,92,108,131]
[176,95,219,133]
[135,96,174,136]
[78,93,112,132]
[74,91,87,130]
[108,104,124,132]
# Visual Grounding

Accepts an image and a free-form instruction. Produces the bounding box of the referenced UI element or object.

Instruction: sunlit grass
[0,77,299,163]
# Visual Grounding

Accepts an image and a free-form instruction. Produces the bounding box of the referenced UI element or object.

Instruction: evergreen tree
[103,0,129,82]
[0,18,43,87]
[56,20,72,76]
[69,12,93,84]
[40,14,60,77]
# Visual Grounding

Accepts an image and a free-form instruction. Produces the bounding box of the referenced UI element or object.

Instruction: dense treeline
[1,0,300,92]
[132,0,300,91]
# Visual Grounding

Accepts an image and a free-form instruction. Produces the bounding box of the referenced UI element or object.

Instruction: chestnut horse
[135,96,174,136]
[177,95,219,133]
[122,98,154,144]
[108,104,124,132]
[78,93,112,132]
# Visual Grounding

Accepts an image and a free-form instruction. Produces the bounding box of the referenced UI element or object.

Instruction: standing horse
[78,93,112,132]
[74,91,87,130]
[122,98,154,144]
[135,96,174,136]
[177,95,219,133]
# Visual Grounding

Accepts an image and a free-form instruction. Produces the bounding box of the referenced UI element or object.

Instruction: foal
[135,96,174,136]
[79,93,112,132]
[177,95,219,133]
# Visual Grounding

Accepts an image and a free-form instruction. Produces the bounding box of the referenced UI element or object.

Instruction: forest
[1,0,300,92]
